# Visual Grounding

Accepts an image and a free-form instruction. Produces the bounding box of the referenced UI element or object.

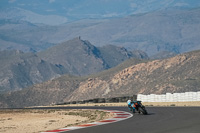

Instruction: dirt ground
[0,109,112,133]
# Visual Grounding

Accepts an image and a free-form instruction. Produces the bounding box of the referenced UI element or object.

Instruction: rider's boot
[132,109,135,114]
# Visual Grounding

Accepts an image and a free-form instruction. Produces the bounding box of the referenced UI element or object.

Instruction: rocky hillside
[0,75,84,108]
[0,38,147,93]
[0,50,65,93]
[0,58,146,108]
[38,37,107,76]
[1,50,200,108]
[65,50,200,102]
[38,37,148,76]
[98,45,148,68]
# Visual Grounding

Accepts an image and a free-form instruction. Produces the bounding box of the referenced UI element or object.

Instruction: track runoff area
[41,109,133,133]
[39,106,200,133]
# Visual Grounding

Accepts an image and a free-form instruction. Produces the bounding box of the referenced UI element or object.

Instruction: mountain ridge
[38,37,148,76]
[1,0,200,21]
[0,38,147,93]
[1,8,199,56]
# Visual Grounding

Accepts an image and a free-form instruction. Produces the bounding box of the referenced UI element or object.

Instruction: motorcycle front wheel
[138,107,148,115]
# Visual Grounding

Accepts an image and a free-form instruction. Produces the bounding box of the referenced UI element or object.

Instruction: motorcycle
[129,101,148,115]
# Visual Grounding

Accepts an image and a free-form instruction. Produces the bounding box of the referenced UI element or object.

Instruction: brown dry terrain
[0,109,112,133]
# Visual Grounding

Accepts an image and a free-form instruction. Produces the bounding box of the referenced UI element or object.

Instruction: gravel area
[0,109,112,133]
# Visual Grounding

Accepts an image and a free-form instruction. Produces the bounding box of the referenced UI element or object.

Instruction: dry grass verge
[0,109,112,133]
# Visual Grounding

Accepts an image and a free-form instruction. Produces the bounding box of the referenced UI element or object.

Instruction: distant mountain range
[1,49,200,108]
[0,8,200,56]
[1,0,200,22]
[0,7,67,26]
[0,38,147,93]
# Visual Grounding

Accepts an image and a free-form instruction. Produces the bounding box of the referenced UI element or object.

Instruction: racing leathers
[127,100,136,113]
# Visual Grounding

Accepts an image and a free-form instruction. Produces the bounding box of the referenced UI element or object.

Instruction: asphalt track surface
[37,106,200,133]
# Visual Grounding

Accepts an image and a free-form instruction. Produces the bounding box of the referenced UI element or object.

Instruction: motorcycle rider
[127,100,136,113]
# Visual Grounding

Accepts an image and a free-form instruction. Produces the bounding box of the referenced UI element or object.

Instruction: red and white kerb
[41,110,133,133]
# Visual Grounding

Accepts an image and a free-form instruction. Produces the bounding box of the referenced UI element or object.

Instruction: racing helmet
[127,100,131,104]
